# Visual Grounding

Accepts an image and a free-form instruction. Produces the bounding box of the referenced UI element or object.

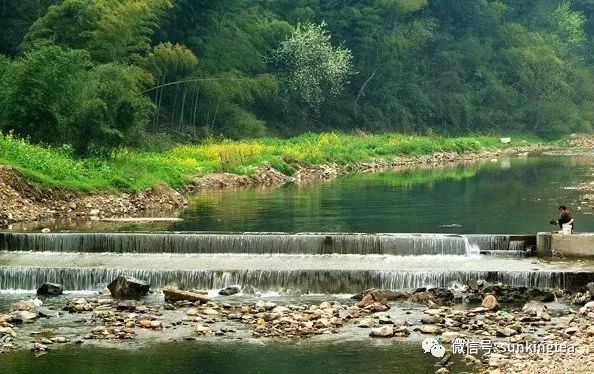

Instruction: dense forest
[1,0,593,156]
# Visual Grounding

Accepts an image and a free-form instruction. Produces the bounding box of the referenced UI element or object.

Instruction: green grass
[0,132,548,192]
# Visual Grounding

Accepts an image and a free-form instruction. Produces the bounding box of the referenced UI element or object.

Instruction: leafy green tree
[73,63,154,156]
[25,0,172,64]
[0,45,91,144]
[25,0,101,51]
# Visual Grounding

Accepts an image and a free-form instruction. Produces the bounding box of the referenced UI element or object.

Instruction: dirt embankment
[0,144,545,225]
[0,166,185,224]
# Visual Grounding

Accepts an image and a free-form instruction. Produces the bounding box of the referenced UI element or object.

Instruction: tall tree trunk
[179,87,188,131]
[171,85,179,130]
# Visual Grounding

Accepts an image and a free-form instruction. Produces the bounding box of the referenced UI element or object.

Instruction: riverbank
[0,133,552,224]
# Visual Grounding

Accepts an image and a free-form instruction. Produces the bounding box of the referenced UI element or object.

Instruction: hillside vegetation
[0,0,592,159]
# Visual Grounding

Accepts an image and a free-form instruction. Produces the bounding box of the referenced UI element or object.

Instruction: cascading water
[0,266,578,293]
[0,232,588,294]
[463,236,481,256]
[0,232,531,255]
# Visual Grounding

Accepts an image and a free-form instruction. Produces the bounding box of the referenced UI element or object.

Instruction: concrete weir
[0,232,536,255]
[537,232,594,257]
[2,231,593,293]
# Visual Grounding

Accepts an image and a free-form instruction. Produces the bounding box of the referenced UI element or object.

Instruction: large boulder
[10,310,38,323]
[37,282,64,297]
[11,299,42,312]
[219,285,241,296]
[107,276,150,298]
[163,287,211,304]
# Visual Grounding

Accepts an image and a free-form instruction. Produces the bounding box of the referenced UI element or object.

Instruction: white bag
[562,223,572,235]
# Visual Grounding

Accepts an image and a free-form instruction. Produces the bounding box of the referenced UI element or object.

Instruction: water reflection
[173,156,593,234]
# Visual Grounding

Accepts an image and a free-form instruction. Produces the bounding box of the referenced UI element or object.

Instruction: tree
[273,22,354,123]
[24,0,172,64]
[73,63,154,156]
[25,0,101,51]
[0,45,91,144]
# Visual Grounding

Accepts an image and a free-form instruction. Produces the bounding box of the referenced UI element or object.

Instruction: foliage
[73,63,154,156]
[0,131,545,192]
[0,0,593,156]
[272,22,354,115]
[0,45,91,144]
[0,45,152,156]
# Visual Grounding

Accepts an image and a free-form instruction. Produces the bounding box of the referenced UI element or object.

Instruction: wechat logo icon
[422,337,446,358]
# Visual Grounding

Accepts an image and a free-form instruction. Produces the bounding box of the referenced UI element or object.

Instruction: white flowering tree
[273,22,353,121]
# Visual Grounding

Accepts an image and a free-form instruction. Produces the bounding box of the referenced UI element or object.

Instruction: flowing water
[3,154,594,373]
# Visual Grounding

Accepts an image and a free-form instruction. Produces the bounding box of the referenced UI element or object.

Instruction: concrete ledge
[537,232,594,258]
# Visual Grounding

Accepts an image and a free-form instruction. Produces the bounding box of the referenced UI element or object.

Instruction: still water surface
[172,156,594,234]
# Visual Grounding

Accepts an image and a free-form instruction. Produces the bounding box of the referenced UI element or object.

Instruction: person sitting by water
[550,205,575,233]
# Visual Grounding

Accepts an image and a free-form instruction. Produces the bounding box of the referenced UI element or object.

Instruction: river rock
[255,301,277,311]
[526,288,555,302]
[219,285,241,296]
[195,325,212,336]
[586,282,594,298]
[410,288,454,305]
[482,285,554,303]
[496,327,517,337]
[0,212,13,228]
[116,300,138,311]
[481,294,499,311]
[378,314,394,324]
[522,300,547,318]
[420,325,442,334]
[358,294,374,308]
[31,342,48,352]
[107,276,149,298]
[369,326,394,338]
[358,318,375,328]
[565,326,579,335]
[11,299,40,312]
[36,282,64,296]
[353,289,410,301]
[163,287,211,304]
[441,331,459,343]
[11,310,38,323]
[0,327,16,338]
[572,291,591,305]
[36,306,57,318]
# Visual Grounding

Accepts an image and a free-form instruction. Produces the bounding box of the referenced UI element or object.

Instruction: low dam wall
[537,232,594,257]
[0,232,536,255]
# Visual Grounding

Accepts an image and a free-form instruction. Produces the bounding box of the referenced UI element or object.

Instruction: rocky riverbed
[2,277,594,374]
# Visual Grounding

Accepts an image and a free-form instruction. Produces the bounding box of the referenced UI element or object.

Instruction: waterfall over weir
[0,267,586,293]
[0,232,534,255]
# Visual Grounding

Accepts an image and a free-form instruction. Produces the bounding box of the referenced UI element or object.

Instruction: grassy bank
[0,132,547,192]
